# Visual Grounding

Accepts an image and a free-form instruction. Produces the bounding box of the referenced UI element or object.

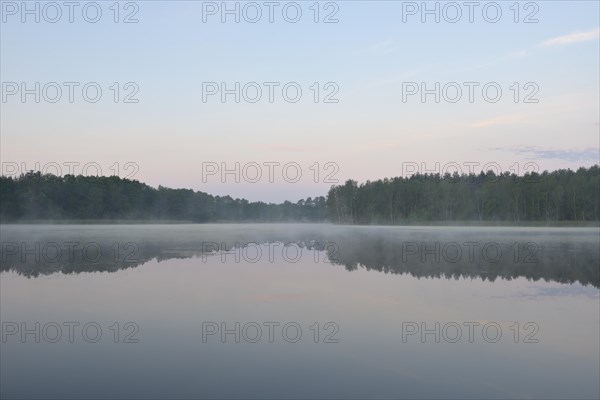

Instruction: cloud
[491,146,600,162]
[371,37,396,55]
[470,115,528,128]
[541,28,600,47]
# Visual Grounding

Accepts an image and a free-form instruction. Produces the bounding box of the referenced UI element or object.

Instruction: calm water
[1,224,599,399]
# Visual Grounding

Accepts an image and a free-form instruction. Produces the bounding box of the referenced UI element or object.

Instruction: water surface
[1,224,599,399]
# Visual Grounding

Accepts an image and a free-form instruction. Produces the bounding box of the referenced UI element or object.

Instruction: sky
[1,0,599,202]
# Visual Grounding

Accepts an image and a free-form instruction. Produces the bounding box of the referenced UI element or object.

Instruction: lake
[1,224,599,399]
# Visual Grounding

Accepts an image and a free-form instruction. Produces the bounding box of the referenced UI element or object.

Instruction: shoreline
[1,220,598,228]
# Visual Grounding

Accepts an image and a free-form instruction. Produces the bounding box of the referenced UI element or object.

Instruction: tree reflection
[1,226,598,288]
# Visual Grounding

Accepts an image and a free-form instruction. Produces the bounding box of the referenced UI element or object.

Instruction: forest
[327,165,599,224]
[0,165,598,223]
[0,172,327,222]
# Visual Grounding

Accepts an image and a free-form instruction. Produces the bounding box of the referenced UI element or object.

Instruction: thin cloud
[470,115,528,128]
[371,37,396,55]
[541,28,600,47]
[491,146,600,162]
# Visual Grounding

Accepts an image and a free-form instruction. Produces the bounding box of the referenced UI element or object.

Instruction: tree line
[0,172,327,222]
[1,165,598,223]
[326,165,599,224]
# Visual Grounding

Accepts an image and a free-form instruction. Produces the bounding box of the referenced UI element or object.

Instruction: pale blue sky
[1,1,599,202]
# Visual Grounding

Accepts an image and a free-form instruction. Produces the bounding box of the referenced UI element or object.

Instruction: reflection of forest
[1,226,598,288]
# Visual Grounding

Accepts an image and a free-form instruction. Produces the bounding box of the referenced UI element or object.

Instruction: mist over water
[1,224,599,287]
[1,224,599,399]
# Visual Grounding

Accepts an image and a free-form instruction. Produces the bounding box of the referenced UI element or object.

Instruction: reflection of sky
[2,242,599,399]
[491,283,600,300]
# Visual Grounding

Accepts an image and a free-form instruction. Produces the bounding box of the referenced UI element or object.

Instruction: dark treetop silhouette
[1,165,598,223]
[0,172,327,222]
[326,165,599,224]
